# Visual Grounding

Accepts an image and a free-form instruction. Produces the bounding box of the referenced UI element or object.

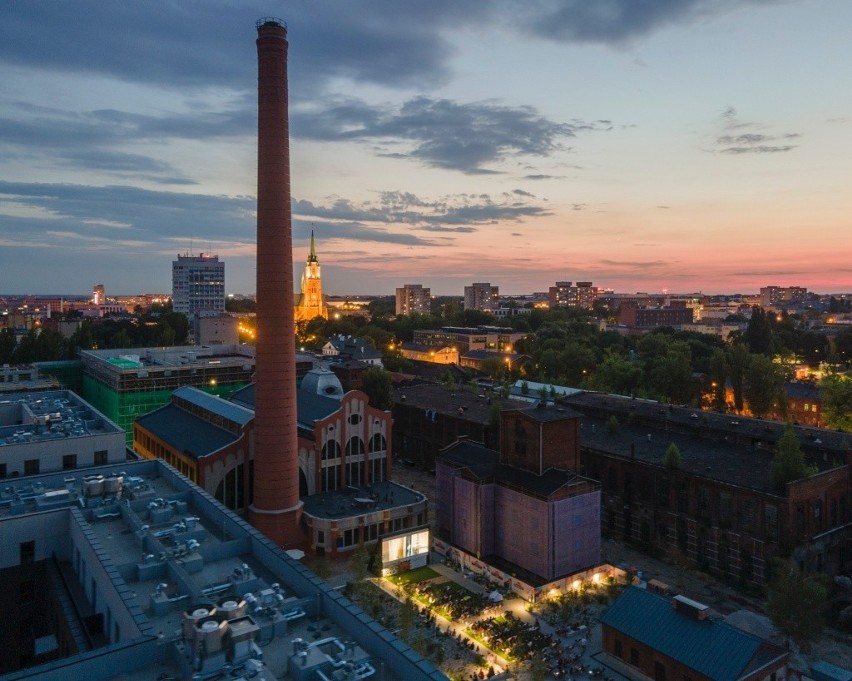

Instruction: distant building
[92,283,105,306]
[395,284,431,316]
[549,281,595,309]
[398,342,459,365]
[463,282,499,312]
[601,587,789,681]
[171,253,225,317]
[321,335,383,367]
[618,301,694,328]
[294,230,328,324]
[760,285,808,308]
[412,326,526,354]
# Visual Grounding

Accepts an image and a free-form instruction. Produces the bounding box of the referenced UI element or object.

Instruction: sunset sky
[1,1,851,297]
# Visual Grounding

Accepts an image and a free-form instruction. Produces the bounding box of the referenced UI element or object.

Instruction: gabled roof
[136,403,238,459]
[601,587,787,681]
[173,386,254,426]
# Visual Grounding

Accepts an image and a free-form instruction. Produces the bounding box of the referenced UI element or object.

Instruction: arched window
[322,439,341,460]
[346,437,365,457]
[369,432,386,453]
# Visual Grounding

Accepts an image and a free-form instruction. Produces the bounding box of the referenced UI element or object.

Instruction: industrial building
[0,457,444,680]
[0,389,126,478]
[436,403,601,587]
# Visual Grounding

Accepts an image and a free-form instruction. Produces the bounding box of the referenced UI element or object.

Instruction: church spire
[307,228,318,263]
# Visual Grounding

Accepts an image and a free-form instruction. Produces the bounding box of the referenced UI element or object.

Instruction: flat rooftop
[302,480,425,519]
[0,389,120,447]
[0,460,445,680]
[394,383,528,424]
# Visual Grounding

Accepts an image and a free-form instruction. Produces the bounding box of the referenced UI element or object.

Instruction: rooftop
[301,480,425,519]
[601,586,787,681]
[393,383,528,424]
[0,459,445,680]
[0,389,120,447]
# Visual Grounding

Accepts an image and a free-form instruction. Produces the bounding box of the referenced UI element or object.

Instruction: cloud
[710,107,800,155]
[513,0,776,45]
[293,96,607,174]
[599,259,668,269]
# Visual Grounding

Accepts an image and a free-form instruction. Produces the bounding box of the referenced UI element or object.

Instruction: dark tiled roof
[439,440,596,497]
[601,587,786,681]
[513,403,583,422]
[229,382,341,429]
[302,481,425,519]
[136,403,238,459]
[393,382,527,425]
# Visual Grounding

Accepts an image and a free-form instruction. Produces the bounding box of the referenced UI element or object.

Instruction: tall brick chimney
[249,18,304,549]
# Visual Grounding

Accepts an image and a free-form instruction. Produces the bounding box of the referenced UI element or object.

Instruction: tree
[399,597,416,642]
[767,558,827,650]
[727,343,750,413]
[743,353,783,418]
[663,442,681,469]
[771,423,814,491]
[593,350,641,396]
[744,306,773,355]
[820,374,852,431]
[707,347,728,410]
[361,367,394,410]
[0,328,16,364]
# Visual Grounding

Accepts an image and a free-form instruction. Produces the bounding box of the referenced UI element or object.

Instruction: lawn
[387,565,440,586]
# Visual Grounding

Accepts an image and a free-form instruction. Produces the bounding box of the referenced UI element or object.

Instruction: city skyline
[2,1,851,296]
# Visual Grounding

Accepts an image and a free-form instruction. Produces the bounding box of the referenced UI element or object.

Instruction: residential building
[395,284,431,316]
[321,335,383,367]
[171,253,225,317]
[618,301,694,328]
[464,282,499,312]
[601,587,789,681]
[761,285,808,309]
[549,281,596,309]
[294,230,328,324]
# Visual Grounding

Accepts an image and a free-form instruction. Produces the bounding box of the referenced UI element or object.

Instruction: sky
[1,1,851,297]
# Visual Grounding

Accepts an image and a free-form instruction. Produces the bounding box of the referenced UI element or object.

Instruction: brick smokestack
[249,18,304,549]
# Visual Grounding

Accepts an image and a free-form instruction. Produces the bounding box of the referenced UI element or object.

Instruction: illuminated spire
[307,228,318,263]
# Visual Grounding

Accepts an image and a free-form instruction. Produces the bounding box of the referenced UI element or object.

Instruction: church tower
[295,230,328,323]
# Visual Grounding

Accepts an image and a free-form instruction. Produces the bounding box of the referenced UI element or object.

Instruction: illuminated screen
[381,529,429,564]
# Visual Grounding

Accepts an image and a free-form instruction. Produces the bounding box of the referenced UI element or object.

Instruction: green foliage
[520,380,529,395]
[767,558,827,649]
[744,306,774,355]
[663,442,681,469]
[820,374,852,431]
[361,367,394,410]
[607,415,620,434]
[771,423,816,491]
[743,353,784,417]
[727,343,750,412]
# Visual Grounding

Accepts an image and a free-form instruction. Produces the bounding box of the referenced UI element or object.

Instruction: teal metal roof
[173,386,254,426]
[601,587,786,681]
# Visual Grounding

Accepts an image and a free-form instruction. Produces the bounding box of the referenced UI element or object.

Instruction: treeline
[0,312,190,364]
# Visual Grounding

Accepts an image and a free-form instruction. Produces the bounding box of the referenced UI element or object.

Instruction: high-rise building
[395,284,431,316]
[92,283,105,305]
[463,282,499,312]
[294,229,328,323]
[171,253,225,316]
[548,281,596,309]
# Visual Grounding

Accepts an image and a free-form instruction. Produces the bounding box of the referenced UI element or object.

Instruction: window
[317,530,325,545]
[614,639,623,659]
[24,459,40,475]
[94,450,108,465]
[63,454,77,470]
[20,540,35,564]
[0,463,6,478]
[654,661,667,681]
[630,648,640,666]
